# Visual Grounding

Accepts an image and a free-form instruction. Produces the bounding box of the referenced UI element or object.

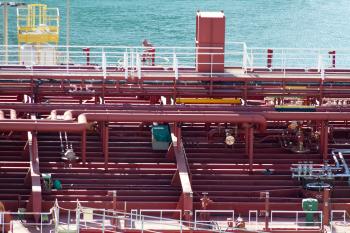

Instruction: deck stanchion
[136,52,141,79]
[102,209,105,233]
[124,50,128,79]
[40,213,42,233]
[323,188,330,227]
[267,48,273,69]
[67,209,71,232]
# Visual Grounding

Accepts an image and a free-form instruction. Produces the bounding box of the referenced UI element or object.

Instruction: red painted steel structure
[1,11,350,233]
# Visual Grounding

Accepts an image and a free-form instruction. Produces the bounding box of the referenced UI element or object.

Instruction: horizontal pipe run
[0,122,86,132]
[77,112,267,131]
[0,119,75,123]
[0,110,350,134]
[4,103,350,114]
[261,112,350,121]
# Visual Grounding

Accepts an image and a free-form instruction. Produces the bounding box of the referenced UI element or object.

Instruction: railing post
[180,218,183,233]
[141,215,144,233]
[67,209,71,232]
[317,50,322,72]
[242,43,248,72]
[173,52,178,80]
[250,49,254,70]
[102,50,107,79]
[76,205,80,233]
[321,63,325,80]
[1,213,4,233]
[102,209,106,233]
[130,48,134,78]
[40,213,43,233]
[194,210,197,229]
[136,52,141,79]
[124,50,128,79]
[55,202,60,232]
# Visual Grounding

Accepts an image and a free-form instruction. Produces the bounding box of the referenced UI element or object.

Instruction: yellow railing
[17,4,59,44]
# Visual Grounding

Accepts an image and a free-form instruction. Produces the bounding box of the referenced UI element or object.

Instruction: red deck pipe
[322,188,330,226]
[261,112,350,121]
[77,112,267,131]
[83,47,91,66]
[0,121,86,132]
[323,122,329,161]
[320,121,325,158]
[0,103,274,114]
[62,109,261,117]
[328,50,336,68]
[267,49,273,69]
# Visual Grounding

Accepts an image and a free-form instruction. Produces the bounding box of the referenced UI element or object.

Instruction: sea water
[1,0,350,48]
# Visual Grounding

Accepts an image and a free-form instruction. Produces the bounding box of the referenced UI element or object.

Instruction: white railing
[0,44,243,77]
[330,210,348,233]
[194,210,234,230]
[6,203,348,233]
[73,205,235,233]
[248,210,258,230]
[2,43,350,79]
[270,210,322,231]
[246,47,350,71]
[139,209,182,222]
[0,209,54,233]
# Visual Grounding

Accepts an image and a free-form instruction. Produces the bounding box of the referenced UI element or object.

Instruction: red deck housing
[196,11,225,73]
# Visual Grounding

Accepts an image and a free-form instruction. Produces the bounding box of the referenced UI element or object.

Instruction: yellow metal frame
[17,4,59,44]
[275,105,316,109]
[176,98,241,104]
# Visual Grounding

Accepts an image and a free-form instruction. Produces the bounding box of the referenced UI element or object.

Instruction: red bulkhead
[196,11,225,73]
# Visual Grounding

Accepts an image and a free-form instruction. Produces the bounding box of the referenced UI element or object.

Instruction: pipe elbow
[63,110,73,121]
[77,114,87,124]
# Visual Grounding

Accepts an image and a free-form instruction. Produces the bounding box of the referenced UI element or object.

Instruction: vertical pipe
[81,130,86,164]
[265,192,270,231]
[323,123,329,162]
[104,124,109,170]
[322,188,330,227]
[320,121,324,158]
[248,127,254,173]
[83,47,90,65]
[111,190,117,230]
[328,51,336,68]
[267,49,273,69]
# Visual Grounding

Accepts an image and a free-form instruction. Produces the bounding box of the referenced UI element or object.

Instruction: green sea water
[1,0,350,48]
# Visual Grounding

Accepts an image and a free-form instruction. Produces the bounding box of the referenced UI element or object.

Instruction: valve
[225,129,235,146]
